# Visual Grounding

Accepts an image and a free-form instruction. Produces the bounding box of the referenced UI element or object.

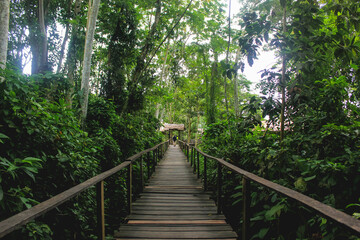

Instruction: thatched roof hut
[160,123,185,132]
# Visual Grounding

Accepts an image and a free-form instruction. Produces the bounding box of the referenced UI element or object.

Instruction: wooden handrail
[0,140,169,239]
[178,140,360,238]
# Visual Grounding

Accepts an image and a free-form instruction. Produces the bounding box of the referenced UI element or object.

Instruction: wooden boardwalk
[114,145,237,239]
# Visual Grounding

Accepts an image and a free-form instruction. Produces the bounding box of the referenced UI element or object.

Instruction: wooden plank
[143,189,203,194]
[131,210,218,215]
[132,206,217,211]
[114,230,237,238]
[127,215,226,220]
[115,238,237,240]
[132,202,215,207]
[135,199,214,204]
[116,225,233,231]
[139,193,210,199]
[127,220,227,225]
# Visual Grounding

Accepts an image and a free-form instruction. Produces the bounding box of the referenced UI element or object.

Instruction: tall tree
[0,0,10,75]
[38,0,48,72]
[120,0,162,115]
[65,0,82,107]
[279,0,287,141]
[80,0,100,122]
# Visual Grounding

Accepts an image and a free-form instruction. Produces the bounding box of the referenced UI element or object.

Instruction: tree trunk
[280,0,287,141]
[25,1,40,75]
[0,0,10,75]
[160,40,170,82]
[233,48,241,117]
[80,0,101,123]
[155,103,160,119]
[57,23,69,73]
[65,0,82,108]
[121,0,161,114]
[208,53,218,125]
[168,102,173,123]
[223,77,229,115]
[187,114,191,144]
[38,0,48,73]
[195,111,200,147]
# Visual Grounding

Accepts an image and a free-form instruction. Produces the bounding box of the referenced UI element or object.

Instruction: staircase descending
[114,145,237,239]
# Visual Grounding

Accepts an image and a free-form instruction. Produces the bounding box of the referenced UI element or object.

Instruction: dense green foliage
[197,0,360,239]
[0,68,161,239]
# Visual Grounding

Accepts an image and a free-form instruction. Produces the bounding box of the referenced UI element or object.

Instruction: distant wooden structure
[160,123,185,142]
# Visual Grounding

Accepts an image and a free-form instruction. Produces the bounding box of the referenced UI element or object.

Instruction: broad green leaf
[304,175,316,181]
[20,197,32,209]
[258,228,269,239]
[265,204,285,220]
[22,157,42,165]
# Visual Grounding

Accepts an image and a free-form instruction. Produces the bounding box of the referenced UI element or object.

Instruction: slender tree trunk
[195,111,200,147]
[38,0,48,72]
[159,107,165,122]
[57,23,69,73]
[233,48,241,117]
[80,0,101,122]
[121,0,161,115]
[0,0,10,76]
[160,41,170,82]
[223,0,231,117]
[65,0,81,108]
[224,77,229,114]
[168,102,173,123]
[208,53,218,125]
[155,103,160,119]
[280,1,287,141]
[187,114,191,144]
[24,1,40,75]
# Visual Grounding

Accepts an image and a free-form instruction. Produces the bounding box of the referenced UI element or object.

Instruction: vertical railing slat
[204,156,207,191]
[96,180,105,240]
[127,163,132,214]
[242,177,250,240]
[147,151,150,180]
[140,155,144,190]
[197,151,200,178]
[217,161,222,214]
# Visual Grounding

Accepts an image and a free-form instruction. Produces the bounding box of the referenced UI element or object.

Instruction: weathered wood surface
[114,145,237,239]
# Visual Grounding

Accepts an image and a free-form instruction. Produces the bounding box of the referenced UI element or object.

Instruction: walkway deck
[114,145,237,239]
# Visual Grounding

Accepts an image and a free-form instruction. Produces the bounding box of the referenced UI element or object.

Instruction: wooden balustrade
[0,140,170,239]
[178,140,360,239]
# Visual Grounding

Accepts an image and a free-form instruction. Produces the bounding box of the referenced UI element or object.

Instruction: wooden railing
[0,140,170,239]
[178,140,360,239]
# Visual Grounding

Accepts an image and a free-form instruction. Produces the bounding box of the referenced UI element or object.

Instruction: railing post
[147,151,151,180]
[156,147,158,163]
[140,155,144,190]
[152,150,156,171]
[204,156,207,191]
[127,163,132,214]
[193,148,196,173]
[96,180,105,240]
[197,151,200,178]
[187,145,189,161]
[190,147,193,166]
[217,161,222,214]
[242,177,250,240]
